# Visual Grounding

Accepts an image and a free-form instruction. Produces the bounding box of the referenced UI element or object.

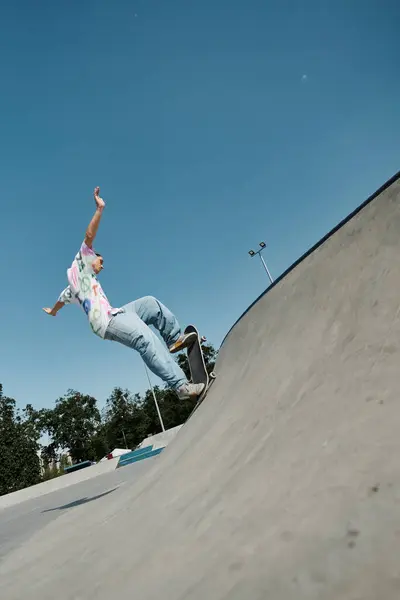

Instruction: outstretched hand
[94,186,105,210]
[42,307,56,316]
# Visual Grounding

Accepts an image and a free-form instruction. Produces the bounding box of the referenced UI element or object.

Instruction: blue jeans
[104,296,187,390]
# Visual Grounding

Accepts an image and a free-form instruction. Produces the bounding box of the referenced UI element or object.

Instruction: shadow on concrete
[42,488,118,512]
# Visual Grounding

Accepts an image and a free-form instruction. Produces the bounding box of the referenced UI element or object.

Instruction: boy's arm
[84,186,105,248]
[42,301,64,316]
[42,287,73,316]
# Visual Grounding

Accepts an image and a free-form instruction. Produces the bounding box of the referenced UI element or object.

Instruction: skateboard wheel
[201,336,207,342]
[209,371,216,379]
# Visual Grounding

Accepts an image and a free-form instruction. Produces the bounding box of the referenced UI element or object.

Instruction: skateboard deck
[184,324,216,419]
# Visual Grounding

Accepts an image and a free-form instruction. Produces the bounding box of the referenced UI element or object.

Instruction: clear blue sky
[1,0,399,411]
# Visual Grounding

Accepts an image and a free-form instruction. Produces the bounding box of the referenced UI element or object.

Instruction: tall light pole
[248,241,274,284]
[143,364,166,432]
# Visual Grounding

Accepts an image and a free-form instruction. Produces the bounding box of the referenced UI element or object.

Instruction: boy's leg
[104,309,204,398]
[105,310,186,389]
[124,296,196,352]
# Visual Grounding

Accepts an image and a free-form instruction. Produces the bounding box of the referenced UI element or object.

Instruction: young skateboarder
[43,187,204,400]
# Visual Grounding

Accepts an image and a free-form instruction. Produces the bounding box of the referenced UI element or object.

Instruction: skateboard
[184,324,216,419]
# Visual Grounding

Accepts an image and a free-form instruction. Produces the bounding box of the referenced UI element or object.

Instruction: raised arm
[84,186,105,248]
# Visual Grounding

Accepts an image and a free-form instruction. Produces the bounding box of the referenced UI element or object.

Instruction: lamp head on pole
[259,241,266,248]
[248,250,255,257]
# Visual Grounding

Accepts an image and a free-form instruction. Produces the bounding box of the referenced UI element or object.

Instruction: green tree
[40,449,71,481]
[41,464,63,481]
[21,403,43,443]
[40,442,57,471]
[59,453,71,470]
[102,387,149,451]
[139,386,195,434]
[42,390,101,464]
[87,426,109,462]
[0,384,41,496]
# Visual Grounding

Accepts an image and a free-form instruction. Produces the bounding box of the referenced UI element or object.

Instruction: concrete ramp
[1,172,400,598]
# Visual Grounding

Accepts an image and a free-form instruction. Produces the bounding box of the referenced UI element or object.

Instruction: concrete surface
[0,456,120,511]
[138,424,183,449]
[0,457,155,562]
[1,172,400,599]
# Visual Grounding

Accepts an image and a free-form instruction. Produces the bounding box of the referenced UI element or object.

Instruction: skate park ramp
[1,171,400,599]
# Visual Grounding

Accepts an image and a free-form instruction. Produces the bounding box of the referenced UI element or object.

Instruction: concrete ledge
[118,447,164,468]
[0,457,120,511]
[138,424,183,450]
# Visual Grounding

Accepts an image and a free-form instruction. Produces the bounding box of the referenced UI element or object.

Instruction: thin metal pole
[122,428,128,448]
[144,364,166,432]
[259,253,274,284]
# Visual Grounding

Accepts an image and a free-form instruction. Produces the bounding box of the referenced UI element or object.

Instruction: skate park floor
[0,458,155,563]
